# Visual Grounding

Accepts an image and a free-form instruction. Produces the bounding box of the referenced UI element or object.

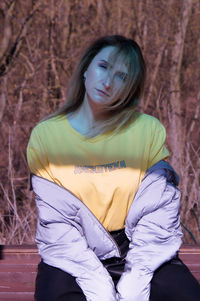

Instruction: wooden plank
[0,244,199,295]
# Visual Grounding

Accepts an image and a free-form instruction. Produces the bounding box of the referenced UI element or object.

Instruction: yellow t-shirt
[27,113,169,231]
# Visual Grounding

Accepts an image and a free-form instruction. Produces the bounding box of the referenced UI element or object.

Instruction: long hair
[45,35,146,137]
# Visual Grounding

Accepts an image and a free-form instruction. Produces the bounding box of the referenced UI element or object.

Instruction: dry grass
[0,0,199,245]
[0,127,36,244]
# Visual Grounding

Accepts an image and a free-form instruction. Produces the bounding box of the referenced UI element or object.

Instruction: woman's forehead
[94,46,128,72]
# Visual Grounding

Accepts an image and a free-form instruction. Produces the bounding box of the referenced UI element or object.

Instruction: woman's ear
[83,71,87,80]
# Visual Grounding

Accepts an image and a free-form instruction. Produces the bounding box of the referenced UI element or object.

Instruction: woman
[27,35,200,301]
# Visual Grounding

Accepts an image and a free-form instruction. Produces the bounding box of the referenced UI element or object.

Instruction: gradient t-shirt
[27,113,169,231]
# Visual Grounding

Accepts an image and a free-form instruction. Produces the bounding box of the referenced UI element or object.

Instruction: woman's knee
[150,259,200,301]
[34,261,86,301]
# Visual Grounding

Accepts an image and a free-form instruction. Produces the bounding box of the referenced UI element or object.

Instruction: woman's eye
[116,73,127,82]
[99,63,107,69]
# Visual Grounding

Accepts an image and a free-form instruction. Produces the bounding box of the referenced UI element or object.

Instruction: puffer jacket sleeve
[116,167,183,301]
[32,176,117,301]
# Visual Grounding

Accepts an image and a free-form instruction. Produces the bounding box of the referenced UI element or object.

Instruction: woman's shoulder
[31,115,65,136]
[130,112,165,129]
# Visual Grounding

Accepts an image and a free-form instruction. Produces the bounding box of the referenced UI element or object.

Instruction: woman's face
[83,46,128,108]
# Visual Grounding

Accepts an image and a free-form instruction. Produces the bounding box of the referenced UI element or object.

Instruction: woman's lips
[96,89,110,96]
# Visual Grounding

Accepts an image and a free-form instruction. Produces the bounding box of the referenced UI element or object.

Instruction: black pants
[35,230,200,301]
[35,259,200,301]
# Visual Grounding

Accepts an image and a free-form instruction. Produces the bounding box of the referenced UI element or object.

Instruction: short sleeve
[27,125,50,178]
[148,121,169,169]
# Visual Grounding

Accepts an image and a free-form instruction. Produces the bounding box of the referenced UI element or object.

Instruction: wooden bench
[0,245,199,301]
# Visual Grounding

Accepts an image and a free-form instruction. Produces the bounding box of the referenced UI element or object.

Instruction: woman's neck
[67,95,106,136]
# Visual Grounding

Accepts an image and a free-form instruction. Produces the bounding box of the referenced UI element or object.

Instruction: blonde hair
[45,35,146,137]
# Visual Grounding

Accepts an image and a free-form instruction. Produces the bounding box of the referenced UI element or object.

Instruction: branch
[0,77,7,122]
[181,222,198,244]
[0,1,41,77]
[0,1,15,62]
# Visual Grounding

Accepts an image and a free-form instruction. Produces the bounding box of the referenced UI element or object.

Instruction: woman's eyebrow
[98,59,109,64]
[98,59,128,75]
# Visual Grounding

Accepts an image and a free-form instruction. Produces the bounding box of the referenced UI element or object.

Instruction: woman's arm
[117,167,183,301]
[35,191,117,301]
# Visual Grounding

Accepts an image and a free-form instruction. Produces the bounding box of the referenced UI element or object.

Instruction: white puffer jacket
[32,160,183,301]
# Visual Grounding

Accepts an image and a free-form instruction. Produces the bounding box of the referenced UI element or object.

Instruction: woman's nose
[103,74,112,90]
